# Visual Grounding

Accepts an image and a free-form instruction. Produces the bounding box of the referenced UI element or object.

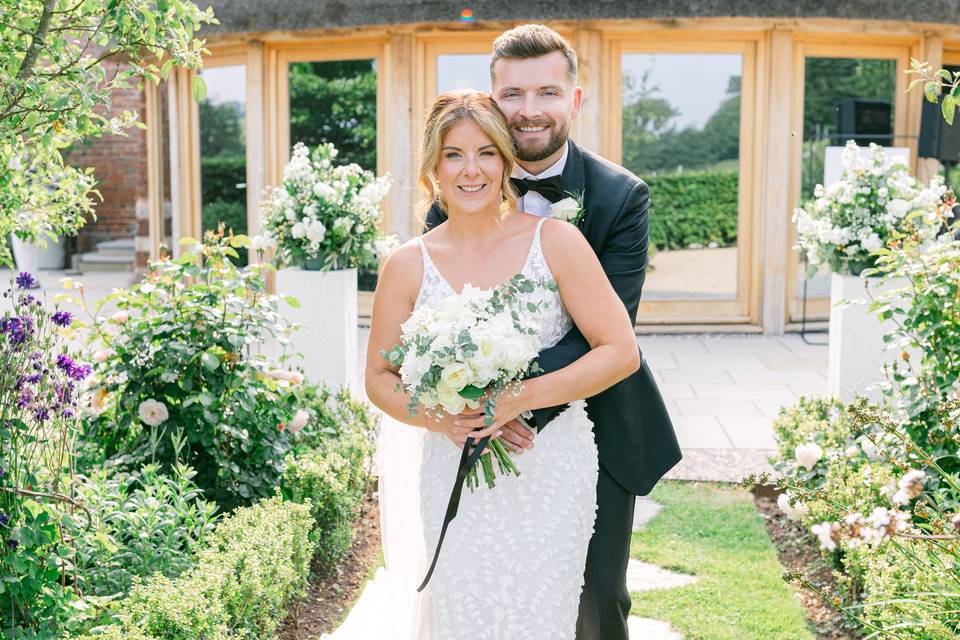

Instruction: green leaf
[458,384,486,400]
[942,94,956,126]
[283,295,301,309]
[192,75,207,102]
[201,352,220,372]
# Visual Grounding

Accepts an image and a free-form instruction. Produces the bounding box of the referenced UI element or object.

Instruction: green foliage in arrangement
[645,171,739,251]
[0,0,215,267]
[80,231,303,509]
[74,497,315,640]
[70,464,219,599]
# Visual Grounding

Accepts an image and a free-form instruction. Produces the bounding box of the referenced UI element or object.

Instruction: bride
[325,90,639,640]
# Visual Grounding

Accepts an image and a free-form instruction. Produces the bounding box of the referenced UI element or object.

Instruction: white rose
[886,198,910,219]
[291,221,307,239]
[111,310,129,324]
[777,492,809,522]
[93,349,112,363]
[138,399,169,427]
[794,442,823,470]
[306,220,327,244]
[439,362,473,395]
[549,197,581,222]
[811,521,838,552]
[288,409,310,434]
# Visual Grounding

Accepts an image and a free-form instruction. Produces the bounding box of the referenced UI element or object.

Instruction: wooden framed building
[132,1,960,333]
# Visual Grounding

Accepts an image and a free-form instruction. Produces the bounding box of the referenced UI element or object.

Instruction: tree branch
[14,0,57,81]
[0,485,92,528]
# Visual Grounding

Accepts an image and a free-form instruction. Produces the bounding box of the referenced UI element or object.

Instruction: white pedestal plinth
[827,273,905,402]
[276,268,358,391]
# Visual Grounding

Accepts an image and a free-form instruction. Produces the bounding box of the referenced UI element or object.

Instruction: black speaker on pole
[918,65,960,162]
[833,99,892,146]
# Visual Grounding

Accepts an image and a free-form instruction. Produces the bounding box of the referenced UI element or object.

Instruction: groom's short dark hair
[490,24,578,85]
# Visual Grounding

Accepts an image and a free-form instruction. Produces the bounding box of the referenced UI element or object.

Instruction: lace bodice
[414,217,573,351]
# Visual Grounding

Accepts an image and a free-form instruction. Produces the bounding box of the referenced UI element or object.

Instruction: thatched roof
[200,0,960,35]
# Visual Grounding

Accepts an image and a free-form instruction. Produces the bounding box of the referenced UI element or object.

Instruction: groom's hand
[499,419,535,454]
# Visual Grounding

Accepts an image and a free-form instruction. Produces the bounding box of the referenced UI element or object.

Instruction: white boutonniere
[549,190,586,225]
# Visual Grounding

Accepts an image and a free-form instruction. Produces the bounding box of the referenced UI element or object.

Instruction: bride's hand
[425,406,496,451]
[451,387,528,443]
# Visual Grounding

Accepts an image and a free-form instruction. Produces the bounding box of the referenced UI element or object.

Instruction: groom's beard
[511,118,570,163]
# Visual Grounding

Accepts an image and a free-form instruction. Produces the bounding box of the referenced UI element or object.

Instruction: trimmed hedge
[646,170,739,250]
[282,448,366,572]
[76,497,315,640]
[200,155,246,206]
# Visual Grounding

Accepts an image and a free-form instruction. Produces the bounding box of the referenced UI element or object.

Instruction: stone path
[627,497,693,639]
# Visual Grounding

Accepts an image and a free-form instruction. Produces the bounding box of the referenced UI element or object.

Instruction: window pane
[198,64,247,262]
[795,58,897,316]
[437,54,491,94]
[289,59,378,171]
[621,53,742,301]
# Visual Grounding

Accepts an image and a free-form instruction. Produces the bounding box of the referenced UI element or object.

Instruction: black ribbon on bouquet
[417,433,491,592]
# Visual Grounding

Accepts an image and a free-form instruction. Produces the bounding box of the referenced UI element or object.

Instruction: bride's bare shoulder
[377,239,423,297]
[539,219,598,275]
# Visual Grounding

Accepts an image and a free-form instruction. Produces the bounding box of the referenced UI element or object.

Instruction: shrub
[283,382,376,571]
[645,170,739,250]
[79,497,315,639]
[200,155,246,207]
[71,464,219,598]
[282,448,364,572]
[81,231,304,509]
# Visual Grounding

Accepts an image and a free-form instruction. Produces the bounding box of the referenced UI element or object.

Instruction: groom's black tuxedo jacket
[426,140,682,496]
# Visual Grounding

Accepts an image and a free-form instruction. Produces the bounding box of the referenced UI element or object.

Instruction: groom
[425,24,682,639]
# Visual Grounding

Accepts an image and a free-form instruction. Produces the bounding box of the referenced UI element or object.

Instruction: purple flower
[5,539,18,550]
[16,392,31,409]
[55,354,75,372]
[68,363,91,381]
[0,316,33,346]
[33,407,50,422]
[51,311,73,327]
[61,409,74,419]
[0,513,8,527]
[15,272,36,290]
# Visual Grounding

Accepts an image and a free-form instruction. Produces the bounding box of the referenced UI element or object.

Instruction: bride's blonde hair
[417,90,518,224]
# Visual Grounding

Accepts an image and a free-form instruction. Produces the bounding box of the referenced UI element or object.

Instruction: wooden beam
[384,33,415,240]
[246,42,267,240]
[143,79,163,261]
[572,28,603,155]
[760,30,794,334]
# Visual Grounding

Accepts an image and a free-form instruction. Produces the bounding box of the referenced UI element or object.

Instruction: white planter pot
[827,272,907,402]
[276,267,358,391]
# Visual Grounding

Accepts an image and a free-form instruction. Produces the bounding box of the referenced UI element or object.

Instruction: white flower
[777,492,809,522]
[794,442,824,470]
[8,154,22,171]
[892,469,926,505]
[811,521,838,551]
[93,349,112,363]
[138,399,169,427]
[289,409,310,434]
[886,198,910,219]
[291,221,308,239]
[306,220,326,244]
[859,436,882,461]
[111,310,129,324]
[375,235,401,258]
[549,197,581,222]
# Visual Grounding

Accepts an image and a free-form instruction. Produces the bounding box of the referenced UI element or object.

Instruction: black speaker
[918,65,960,162]
[833,99,892,146]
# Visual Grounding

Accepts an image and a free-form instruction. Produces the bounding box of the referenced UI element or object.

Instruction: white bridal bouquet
[383,274,554,489]
[260,141,396,270]
[793,140,950,276]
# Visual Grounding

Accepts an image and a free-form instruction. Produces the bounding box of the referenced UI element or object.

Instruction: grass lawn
[631,481,814,640]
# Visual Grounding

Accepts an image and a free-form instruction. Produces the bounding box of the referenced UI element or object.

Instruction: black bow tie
[510,175,566,203]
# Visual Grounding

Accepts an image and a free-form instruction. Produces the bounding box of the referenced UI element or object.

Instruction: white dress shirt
[512,142,569,218]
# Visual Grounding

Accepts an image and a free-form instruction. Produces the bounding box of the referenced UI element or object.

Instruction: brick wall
[65,60,149,257]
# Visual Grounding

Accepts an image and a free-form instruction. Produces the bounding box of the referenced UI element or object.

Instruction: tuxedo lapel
[560,139,586,198]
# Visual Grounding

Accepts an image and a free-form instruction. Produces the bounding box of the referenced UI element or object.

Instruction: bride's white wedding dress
[325,217,599,640]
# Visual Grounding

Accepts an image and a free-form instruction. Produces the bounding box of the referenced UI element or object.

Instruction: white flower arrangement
[383,274,554,489]
[260,142,393,271]
[793,140,950,276]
